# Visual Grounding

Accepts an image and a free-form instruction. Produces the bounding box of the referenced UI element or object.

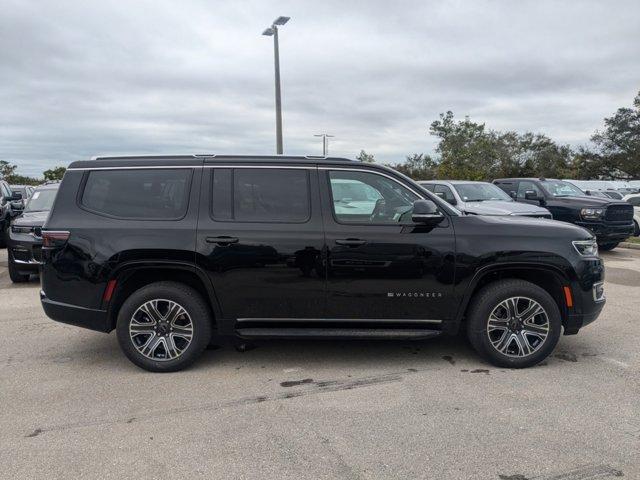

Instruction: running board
[235,328,442,340]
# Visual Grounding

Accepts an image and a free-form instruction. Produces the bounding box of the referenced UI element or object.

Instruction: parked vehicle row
[7,182,60,282]
[39,155,606,372]
[417,177,635,250]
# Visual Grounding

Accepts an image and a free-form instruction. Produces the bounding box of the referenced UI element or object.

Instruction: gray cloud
[1,0,639,175]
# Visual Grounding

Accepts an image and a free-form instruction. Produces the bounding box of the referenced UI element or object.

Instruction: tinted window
[211,169,233,220]
[420,183,435,192]
[540,180,584,197]
[628,197,640,207]
[211,168,310,223]
[0,182,10,198]
[81,169,191,219]
[329,170,418,224]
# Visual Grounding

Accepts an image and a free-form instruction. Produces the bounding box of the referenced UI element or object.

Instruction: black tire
[466,279,562,368]
[633,220,639,237]
[8,252,30,283]
[116,281,213,372]
[599,242,619,251]
[0,223,7,248]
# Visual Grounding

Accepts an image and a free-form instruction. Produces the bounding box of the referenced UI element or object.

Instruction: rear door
[320,166,457,321]
[196,163,326,323]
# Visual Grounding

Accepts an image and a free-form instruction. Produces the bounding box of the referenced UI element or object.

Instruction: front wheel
[8,252,30,283]
[599,242,619,251]
[116,281,213,372]
[466,279,562,368]
[633,220,639,237]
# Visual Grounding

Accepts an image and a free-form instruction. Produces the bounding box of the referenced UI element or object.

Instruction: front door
[196,164,326,323]
[320,167,456,321]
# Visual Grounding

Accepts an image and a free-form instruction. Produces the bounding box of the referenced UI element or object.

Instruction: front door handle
[335,238,366,247]
[206,236,239,246]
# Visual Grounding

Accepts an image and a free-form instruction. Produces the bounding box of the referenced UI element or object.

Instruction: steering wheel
[369,199,387,222]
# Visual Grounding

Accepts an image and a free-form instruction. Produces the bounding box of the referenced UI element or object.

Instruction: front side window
[517,181,544,199]
[211,168,310,223]
[81,169,192,219]
[433,184,457,205]
[329,170,418,224]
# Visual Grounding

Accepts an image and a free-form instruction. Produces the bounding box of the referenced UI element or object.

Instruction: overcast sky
[1,0,639,176]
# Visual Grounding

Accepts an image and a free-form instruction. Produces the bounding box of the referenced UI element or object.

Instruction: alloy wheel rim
[129,299,193,361]
[486,296,549,358]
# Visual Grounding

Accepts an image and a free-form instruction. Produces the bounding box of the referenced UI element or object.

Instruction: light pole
[314,133,335,156]
[262,16,290,155]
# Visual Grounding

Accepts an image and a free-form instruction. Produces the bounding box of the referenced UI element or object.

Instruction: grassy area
[625,236,640,244]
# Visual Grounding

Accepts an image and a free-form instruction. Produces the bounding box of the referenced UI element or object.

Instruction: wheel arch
[104,262,221,332]
[454,263,571,330]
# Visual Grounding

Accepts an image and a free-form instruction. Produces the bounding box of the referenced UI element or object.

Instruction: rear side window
[80,169,192,219]
[211,168,310,223]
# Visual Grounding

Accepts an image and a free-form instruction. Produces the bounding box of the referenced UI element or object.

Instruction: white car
[623,194,640,236]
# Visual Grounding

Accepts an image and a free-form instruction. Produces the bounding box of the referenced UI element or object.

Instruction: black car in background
[7,182,60,282]
[40,155,605,372]
[9,185,35,216]
[0,179,23,247]
[493,178,634,250]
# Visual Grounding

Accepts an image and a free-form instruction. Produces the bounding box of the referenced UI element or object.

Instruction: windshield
[541,181,585,197]
[453,183,512,202]
[25,189,57,212]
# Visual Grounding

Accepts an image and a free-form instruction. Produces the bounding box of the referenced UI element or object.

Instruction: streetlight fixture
[314,133,335,156]
[262,16,290,155]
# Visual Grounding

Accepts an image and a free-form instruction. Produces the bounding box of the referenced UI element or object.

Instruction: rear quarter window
[80,168,192,219]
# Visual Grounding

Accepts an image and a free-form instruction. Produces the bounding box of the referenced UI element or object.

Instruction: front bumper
[8,233,43,274]
[563,258,606,335]
[40,290,110,333]
[576,221,634,244]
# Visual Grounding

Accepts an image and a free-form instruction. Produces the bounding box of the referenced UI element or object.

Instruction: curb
[619,242,640,250]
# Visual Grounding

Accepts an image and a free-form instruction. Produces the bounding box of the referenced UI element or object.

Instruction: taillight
[42,230,70,247]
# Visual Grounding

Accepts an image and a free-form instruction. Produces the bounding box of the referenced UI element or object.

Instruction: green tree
[591,90,640,179]
[43,166,67,181]
[392,153,439,180]
[0,160,17,180]
[429,112,501,180]
[355,150,375,163]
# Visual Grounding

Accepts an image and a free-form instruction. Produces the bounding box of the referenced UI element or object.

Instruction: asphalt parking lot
[0,248,638,480]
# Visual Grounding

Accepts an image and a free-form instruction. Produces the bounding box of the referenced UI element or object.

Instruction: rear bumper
[40,290,110,333]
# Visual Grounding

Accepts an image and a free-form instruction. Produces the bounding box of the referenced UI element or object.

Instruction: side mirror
[10,192,22,201]
[509,191,517,199]
[524,190,540,201]
[412,199,444,225]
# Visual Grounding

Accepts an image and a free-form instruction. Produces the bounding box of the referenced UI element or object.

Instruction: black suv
[7,182,60,282]
[41,156,605,372]
[1,179,24,247]
[494,178,634,251]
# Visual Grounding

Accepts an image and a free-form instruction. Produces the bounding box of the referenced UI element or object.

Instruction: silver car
[418,180,552,218]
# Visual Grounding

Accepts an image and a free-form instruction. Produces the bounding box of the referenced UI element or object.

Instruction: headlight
[580,207,604,220]
[11,225,32,234]
[572,239,598,256]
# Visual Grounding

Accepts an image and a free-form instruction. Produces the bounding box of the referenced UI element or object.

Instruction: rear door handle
[335,238,366,247]
[206,236,239,246]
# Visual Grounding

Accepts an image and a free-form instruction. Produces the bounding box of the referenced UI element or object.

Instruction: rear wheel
[8,252,30,283]
[634,220,639,237]
[599,242,619,251]
[466,279,562,368]
[116,281,213,372]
